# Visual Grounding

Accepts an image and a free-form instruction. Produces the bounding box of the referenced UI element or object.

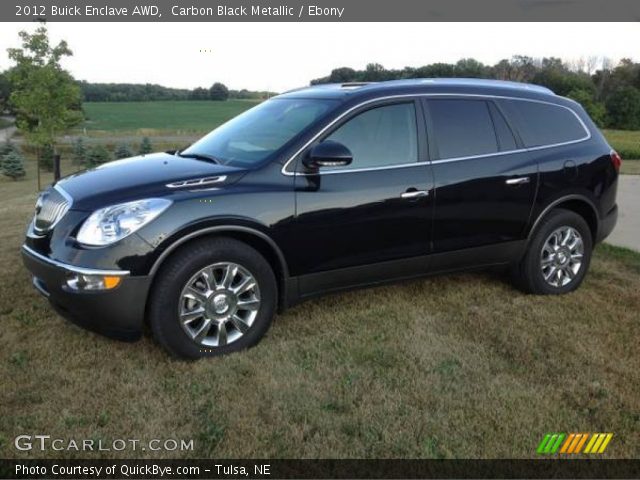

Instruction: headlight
[77,198,172,246]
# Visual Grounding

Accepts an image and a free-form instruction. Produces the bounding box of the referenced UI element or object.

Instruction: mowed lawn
[602,129,640,159]
[0,156,639,460]
[80,100,259,135]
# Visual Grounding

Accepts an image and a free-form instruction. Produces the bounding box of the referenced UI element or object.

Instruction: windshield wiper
[177,151,220,164]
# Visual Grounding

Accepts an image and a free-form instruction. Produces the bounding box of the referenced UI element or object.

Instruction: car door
[423,97,538,256]
[289,99,434,294]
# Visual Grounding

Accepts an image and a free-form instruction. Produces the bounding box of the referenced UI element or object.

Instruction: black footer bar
[2,459,640,479]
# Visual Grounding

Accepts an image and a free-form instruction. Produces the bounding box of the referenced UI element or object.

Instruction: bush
[138,137,153,155]
[113,143,133,159]
[71,138,87,165]
[606,86,640,130]
[2,150,26,180]
[40,143,55,172]
[85,145,111,167]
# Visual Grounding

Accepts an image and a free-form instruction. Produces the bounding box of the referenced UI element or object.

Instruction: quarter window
[323,102,418,169]
[500,99,588,147]
[427,99,498,159]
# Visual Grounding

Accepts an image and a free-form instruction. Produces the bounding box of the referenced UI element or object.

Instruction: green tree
[454,58,489,78]
[6,23,82,188]
[190,87,209,100]
[567,89,607,127]
[114,142,133,159]
[0,139,20,158]
[71,137,86,165]
[606,86,640,130]
[138,137,153,155]
[2,149,26,180]
[209,82,229,101]
[85,145,110,167]
[0,71,11,112]
[40,142,55,171]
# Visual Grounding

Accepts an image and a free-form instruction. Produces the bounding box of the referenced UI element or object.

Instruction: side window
[500,99,588,147]
[323,102,418,169]
[488,102,518,151]
[427,99,498,159]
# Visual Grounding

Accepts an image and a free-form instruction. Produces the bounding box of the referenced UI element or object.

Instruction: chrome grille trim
[33,185,72,234]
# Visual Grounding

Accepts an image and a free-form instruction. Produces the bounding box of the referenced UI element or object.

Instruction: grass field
[621,161,640,175]
[602,129,640,159]
[79,100,259,135]
[0,156,639,459]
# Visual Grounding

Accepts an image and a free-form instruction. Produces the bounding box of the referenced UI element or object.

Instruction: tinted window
[489,102,518,151]
[500,100,587,147]
[324,102,418,169]
[182,98,337,167]
[428,100,498,159]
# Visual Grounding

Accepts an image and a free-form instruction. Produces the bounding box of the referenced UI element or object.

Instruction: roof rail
[341,82,373,88]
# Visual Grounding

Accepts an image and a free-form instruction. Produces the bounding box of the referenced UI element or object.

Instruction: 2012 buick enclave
[22,79,620,358]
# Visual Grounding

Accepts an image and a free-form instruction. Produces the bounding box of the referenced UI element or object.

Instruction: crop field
[0,154,639,459]
[79,100,260,135]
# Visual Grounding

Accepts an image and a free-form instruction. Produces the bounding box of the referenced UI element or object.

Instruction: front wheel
[149,237,277,359]
[514,208,593,295]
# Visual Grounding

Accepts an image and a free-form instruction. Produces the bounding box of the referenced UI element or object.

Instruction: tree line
[310,57,640,130]
[78,81,275,102]
[0,75,274,106]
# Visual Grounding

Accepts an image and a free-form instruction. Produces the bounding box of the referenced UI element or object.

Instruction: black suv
[22,79,620,358]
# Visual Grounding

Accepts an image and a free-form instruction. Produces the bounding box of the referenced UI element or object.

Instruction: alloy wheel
[178,262,261,347]
[540,226,584,288]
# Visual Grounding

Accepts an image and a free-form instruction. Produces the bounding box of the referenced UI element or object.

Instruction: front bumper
[21,245,151,341]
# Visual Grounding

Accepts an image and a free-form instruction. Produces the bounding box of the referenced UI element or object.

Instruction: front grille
[33,186,71,234]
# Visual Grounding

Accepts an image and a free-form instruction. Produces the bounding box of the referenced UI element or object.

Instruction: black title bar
[2,0,640,22]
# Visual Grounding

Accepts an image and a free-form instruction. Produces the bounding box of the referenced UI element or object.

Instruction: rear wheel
[149,237,277,358]
[514,208,592,295]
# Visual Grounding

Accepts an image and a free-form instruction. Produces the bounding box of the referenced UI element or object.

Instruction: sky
[0,22,639,92]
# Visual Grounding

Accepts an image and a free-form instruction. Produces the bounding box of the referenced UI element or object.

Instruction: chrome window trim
[281,93,591,176]
[22,245,131,276]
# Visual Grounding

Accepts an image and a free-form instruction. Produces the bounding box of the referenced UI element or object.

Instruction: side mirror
[303,140,353,169]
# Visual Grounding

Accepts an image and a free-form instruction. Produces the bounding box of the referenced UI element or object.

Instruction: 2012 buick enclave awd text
[22,79,620,358]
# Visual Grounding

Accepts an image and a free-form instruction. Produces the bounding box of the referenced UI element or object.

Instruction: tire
[514,208,592,295]
[148,237,277,359]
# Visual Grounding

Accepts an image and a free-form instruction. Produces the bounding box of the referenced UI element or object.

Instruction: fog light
[66,273,122,291]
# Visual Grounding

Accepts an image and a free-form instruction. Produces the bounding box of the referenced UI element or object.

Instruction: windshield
[181,98,338,167]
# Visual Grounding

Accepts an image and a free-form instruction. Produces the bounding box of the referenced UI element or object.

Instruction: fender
[526,193,600,241]
[148,223,289,278]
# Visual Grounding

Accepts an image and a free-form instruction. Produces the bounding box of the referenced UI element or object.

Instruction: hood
[56,153,246,210]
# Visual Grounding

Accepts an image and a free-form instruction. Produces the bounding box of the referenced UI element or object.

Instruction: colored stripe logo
[537,433,613,454]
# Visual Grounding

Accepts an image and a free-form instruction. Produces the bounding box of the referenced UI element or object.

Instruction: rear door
[423,97,538,254]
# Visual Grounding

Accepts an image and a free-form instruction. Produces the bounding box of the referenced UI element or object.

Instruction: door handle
[401,190,429,199]
[505,177,530,185]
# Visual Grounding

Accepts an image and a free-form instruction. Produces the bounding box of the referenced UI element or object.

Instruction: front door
[289,99,434,293]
